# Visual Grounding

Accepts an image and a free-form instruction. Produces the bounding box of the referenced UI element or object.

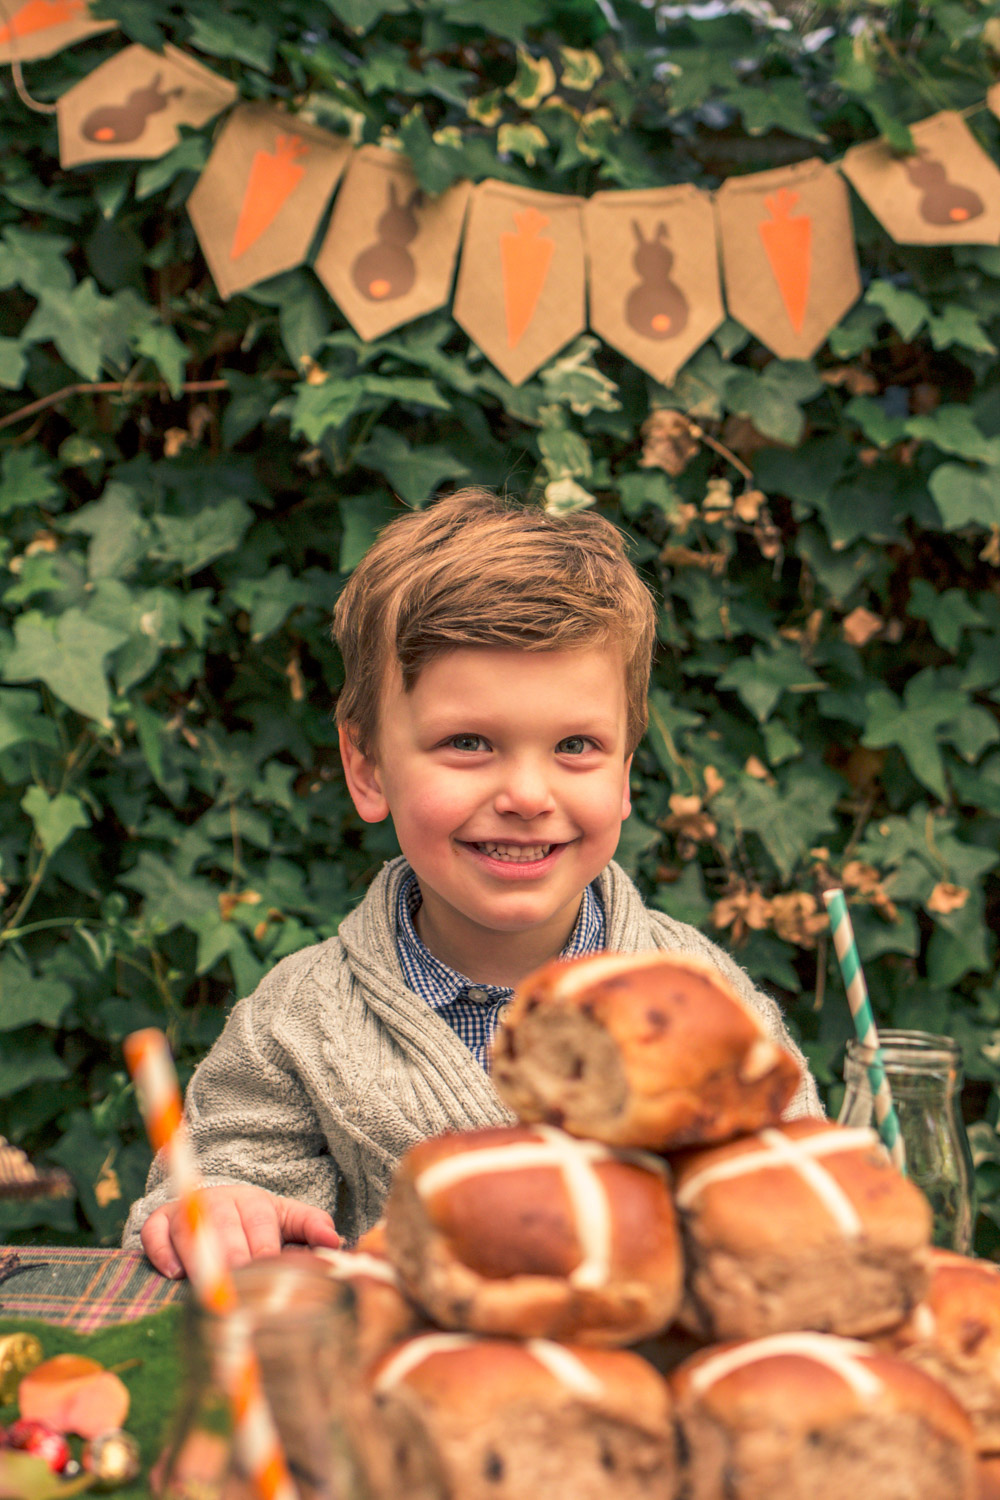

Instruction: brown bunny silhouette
[350,182,422,302]
[624,220,689,340]
[903,152,984,226]
[81,73,184,145]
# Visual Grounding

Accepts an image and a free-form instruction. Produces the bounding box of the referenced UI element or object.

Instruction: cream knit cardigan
[122,856,822,1249]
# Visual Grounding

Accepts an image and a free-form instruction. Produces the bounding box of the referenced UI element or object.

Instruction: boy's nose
[492,759,556,819]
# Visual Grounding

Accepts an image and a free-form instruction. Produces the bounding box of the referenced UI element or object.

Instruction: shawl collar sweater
[122,856,821,1249]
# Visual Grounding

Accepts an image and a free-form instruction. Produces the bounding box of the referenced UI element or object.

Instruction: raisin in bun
[671,1118,932,1339]
[671,1331,976,1500]
[490,951,802,1150]
[383,1123,682,1345]
[351,1332,679,1500]
[878,1250,1000,1451]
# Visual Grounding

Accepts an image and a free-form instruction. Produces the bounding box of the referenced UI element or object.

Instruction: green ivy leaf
[928,305,997,356]
[726,362,823,446]
[864,281,929,343]
[135,136,210,200]
[21,786,91,856]
[844,395,907,450]
[539,338,621,415]
[0,447,60,515]
[929,463,1000,531]
[505,47,557,107]
[228,566,321,641]
[3,608,130,725]
[65,481,149,580]
[0,1031,69,1093]
[0,952,73,1031]
[861,671,970,799]
[357,427,470,504]
[726,78,825,140]
[187,9,275,70]
[0,227,74,296]
[718,640,824,723]
[132,320,189,397]
[0,688,59,753]
[905,406,1000,466]
[722,761,841,881]
[338,492,399,572]
[151,496,254,575]
[0,336,26,389]
[909,579,985,654]
[645,689,703,780]
[21,278,117,382]
[497,121,550,165]
[318,0,411,32]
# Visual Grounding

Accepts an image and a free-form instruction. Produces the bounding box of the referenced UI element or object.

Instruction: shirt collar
[395,865,605,1009]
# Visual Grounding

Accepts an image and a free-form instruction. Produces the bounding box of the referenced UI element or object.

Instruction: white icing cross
[312,1247,402,1287]
[414,1126,660,1290]
[675,1126,881,1238]
[373,1332,604,1399]
[689,1332,884,1403]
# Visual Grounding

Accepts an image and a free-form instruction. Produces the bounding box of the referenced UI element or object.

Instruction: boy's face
[340,645,633,974]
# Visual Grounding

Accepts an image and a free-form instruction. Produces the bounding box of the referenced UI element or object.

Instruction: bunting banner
[315,146,472,342]
[186,104,352,301]
[583,184,723,384]
[57,43,237,168]
[842,111,1000,246]
[715,158,862,362]
[9,27,1000,384]
[452,179,586,386]
[0,0,114,63]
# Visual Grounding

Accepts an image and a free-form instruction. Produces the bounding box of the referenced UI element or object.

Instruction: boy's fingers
[140,1209,184,1279]
[277,1198,340,1249]
[234,1194,285,1261]
[174,1194,253,1271]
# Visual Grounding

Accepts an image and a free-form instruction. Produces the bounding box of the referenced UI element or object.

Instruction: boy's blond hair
[332,488,657,759]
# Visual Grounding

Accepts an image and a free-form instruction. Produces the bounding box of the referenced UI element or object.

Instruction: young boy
[124,489,821,1278]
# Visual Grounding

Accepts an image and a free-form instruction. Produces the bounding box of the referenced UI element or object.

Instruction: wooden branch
[0,378,230,433]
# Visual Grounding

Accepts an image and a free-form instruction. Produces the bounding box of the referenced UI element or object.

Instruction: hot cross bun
[671,1118,932,1339]
[383,1123,683,1344]
[671,1330,976,1500]
[351,1332,679,1500]
[878,1250,1000,1452]
[490,951,802,1150]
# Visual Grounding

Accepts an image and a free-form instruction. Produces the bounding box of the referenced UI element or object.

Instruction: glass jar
[154,1256,362,1500]
[838,1029,977,1253]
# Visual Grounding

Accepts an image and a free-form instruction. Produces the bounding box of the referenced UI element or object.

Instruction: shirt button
[467,987,488,1003]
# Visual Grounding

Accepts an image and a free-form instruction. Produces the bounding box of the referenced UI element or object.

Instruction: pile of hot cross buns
[308,951,1000,1500]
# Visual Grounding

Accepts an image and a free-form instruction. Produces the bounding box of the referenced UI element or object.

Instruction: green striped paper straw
[823,888,906,1175]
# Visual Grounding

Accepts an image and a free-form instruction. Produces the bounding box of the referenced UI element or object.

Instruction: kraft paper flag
[58,44,237,168]
[315,146,471,341]
[715,158,861,361]
[0,0,114,63]
[583,184,723,384]
[842,111,1000,245]
[187,104,352,300]
[452,179,586,386]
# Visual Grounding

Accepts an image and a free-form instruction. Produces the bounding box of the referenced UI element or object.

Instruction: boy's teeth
[477,843,552,862]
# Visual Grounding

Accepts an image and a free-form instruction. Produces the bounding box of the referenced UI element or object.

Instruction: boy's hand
[140,1184,341,1279]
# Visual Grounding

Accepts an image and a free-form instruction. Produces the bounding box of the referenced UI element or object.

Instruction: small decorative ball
[82,1429,142,1488]
[6,1418,70,1473]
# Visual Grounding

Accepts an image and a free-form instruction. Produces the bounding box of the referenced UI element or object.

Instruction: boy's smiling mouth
[472,841,554,863]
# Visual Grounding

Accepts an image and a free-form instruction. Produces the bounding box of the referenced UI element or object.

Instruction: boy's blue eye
[449,734,487,752]
[558,736,590,755]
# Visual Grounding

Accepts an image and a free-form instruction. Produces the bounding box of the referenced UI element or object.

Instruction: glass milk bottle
[838,1029,977,1253]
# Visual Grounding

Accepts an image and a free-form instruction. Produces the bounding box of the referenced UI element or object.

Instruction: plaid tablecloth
[0,1246,188,1331]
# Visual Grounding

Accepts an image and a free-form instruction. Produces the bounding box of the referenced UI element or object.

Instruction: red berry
[5,1419,70,1473]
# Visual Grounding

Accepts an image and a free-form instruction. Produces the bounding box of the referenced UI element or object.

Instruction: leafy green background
[4,0,1000,1251]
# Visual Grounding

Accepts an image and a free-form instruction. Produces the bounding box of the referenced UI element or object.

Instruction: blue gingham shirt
[396,867,606,1070]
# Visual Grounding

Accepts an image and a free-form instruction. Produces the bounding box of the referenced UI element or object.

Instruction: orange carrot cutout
[230,134,310,261]
[758,187,812,334]
[500,207,555,350]
[0,0,84,42]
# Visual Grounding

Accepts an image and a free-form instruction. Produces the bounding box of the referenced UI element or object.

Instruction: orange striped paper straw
[124,1028,298,1500]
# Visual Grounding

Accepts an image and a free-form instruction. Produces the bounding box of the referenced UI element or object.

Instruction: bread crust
[878,1250,1000,1451]
[671,1332,977,1500]
[352,1334,678,1500]
[672,1119,932,1339]
[383,1124,683,1344]
[490,952,802,1150]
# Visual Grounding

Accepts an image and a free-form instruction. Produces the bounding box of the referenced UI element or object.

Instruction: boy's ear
[621,753,633,821]
[338,724,390,823]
